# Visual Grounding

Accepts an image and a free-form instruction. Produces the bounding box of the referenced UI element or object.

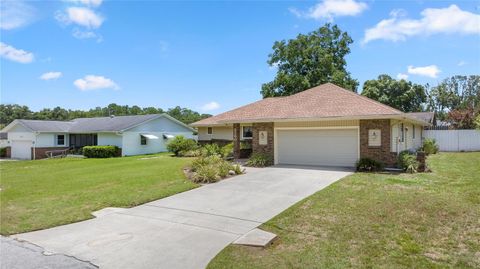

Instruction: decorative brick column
[233,123,241,159]
[252,122,274,160]
[359,119,397,166]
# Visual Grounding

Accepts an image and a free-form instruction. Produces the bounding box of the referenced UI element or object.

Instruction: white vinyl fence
[423,129,480,152]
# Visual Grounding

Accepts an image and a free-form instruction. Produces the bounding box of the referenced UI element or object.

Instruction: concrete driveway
[12,165,352,269]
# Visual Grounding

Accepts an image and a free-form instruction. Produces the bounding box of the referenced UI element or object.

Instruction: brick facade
[359,119,397,166]
[252,122,274,160]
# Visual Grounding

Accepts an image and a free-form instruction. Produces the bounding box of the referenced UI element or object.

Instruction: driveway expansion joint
[143,204,264,224]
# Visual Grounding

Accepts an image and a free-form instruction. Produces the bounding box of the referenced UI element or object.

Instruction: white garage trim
[274,126,360,166]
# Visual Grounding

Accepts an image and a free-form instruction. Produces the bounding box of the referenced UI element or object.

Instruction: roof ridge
[330,84,403,114]
[72,113,162,120]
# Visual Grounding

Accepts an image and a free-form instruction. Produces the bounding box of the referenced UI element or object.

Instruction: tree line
[0,104,211,127]
[261,23,480,129]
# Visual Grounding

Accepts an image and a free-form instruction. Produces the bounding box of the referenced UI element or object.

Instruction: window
[242,126,253,139]
[413,125,416,139]
[140,135,147,145]
[400,123,405,142]
[207,127,213,135]
[57,135,65,146]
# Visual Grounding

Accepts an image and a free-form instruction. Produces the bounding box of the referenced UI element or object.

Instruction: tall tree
[361,75,427,112]
[0,104,33,125]
[261,23,358,97]
[0,104,210,126]
[166,106,211,125]
[427,75,480,119]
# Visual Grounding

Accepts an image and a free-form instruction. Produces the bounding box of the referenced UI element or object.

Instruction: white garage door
[276,128,358,167]
[11,140,32,160]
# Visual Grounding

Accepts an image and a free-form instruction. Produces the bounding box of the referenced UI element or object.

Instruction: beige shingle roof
[192,83,404,126]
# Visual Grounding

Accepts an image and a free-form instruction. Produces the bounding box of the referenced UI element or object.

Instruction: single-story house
[191,83,431,167]
[1,114,196,160]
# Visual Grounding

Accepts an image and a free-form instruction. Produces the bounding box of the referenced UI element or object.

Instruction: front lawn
[0,153,197,235]
[209,152,480,268]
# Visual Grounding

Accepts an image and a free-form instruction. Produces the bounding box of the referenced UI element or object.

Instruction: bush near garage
[82,146,120,158]
[420,138,439,155]
[245,153,273,167]
[356,158,384,172]
[398,150,419,173]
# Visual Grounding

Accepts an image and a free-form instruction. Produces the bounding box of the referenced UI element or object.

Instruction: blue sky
[1,0,479,114]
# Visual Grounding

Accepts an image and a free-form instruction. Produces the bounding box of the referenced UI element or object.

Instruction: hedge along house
[192,83,431,167]
[1,114,196,160]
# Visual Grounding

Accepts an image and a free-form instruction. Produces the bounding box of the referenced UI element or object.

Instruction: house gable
[126,116,193,133]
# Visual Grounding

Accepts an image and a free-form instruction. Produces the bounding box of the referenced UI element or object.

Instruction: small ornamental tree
[447,107,477,129]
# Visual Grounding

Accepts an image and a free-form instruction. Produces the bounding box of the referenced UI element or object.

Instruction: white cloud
[291,0,367,20]
[457,60,467,66]
[407,65,441,78]
[72,28,103,42]
[0,42,34,63]
[74,75,119,91]
[40,72,63,81]
[65,0,103,7]
[397,73,409,80]
[363,5,480,43]
[0,0,36,30]
[56,7,104,29]
[201,101,220,111]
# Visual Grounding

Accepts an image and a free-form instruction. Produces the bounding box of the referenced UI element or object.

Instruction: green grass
[208,152,480,269]
[0,153,197,235]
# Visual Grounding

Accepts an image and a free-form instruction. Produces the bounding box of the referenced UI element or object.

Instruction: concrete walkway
[12,165,352,269]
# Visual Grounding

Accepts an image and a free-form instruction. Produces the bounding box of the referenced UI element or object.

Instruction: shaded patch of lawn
[0,153,197,235]
[208,152,480,268]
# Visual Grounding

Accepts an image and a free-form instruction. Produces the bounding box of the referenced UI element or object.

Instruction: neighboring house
[1,114,196,160]
[192,83,430,167]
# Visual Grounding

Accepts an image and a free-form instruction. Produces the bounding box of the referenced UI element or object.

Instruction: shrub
[421,138,439,155]
[202,143,222,157]
[245,153,273,167]
[218,161,233,178]
[190,155,243,183]
[0,147,6,157]
[82,145,120,158]
[167,136,198,156]
[221,143,234,158]
[398,150,419,173]
[195,164,220,183]
[356,158,384,172]
[191,155,221,172]
[232,164,244,175]
[178,149,202,157]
